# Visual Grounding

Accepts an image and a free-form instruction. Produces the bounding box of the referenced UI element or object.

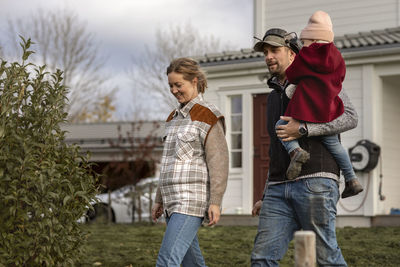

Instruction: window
[230,95,242,168]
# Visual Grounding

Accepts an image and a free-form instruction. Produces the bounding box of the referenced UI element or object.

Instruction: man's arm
[307,90,358,136]
[276,90,358,140]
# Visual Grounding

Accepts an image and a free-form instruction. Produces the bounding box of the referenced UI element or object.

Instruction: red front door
[253,93,270,204]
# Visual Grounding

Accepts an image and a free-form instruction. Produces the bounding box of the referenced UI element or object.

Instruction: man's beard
[267,62,281,76]
[269,68,285,81]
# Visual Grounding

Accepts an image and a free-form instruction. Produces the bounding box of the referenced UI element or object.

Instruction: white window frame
[228,95,243,172]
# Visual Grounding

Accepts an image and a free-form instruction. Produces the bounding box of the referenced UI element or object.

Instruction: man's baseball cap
[253,28,289,52]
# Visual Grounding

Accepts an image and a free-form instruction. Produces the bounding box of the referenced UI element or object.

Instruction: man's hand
[252,200,263,217]
[276,116,301,141]
[208,204,221,226]
[151,203,163,222]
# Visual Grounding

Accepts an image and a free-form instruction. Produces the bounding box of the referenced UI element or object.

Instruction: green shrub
[0,37,98,266]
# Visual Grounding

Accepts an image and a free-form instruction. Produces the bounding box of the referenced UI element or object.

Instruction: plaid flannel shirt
[159,95,224,218]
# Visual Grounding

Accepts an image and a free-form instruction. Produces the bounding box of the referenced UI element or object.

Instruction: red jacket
[285,42,345,123]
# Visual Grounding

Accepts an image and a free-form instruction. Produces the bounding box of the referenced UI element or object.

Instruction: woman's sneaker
[341,179,364,198]
[286,148,310,180]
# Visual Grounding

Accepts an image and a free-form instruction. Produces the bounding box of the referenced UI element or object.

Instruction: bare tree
[129,22,233,118]
[75,92,120,123]
[130,86,151,121]
[7,8,115,122]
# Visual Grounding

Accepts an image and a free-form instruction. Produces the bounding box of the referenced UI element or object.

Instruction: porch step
[371,215,400,227]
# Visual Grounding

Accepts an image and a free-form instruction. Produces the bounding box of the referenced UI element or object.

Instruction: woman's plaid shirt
[159,95,224,218]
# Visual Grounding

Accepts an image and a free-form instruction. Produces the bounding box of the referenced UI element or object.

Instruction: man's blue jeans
[251,178,347,267]
[156,212,206,267]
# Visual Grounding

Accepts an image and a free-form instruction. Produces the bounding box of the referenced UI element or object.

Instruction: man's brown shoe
[286,148,310,180]
[341,179,364,198]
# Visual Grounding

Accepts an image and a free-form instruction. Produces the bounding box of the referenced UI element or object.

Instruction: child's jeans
[275,119,356,181]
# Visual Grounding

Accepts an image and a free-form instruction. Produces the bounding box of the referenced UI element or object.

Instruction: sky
[0,0,253,120]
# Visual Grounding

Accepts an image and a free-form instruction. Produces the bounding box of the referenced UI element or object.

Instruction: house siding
[381,76,400,214]
[332,65,367,215]
[255,0,400,38]
[341,65,363,149]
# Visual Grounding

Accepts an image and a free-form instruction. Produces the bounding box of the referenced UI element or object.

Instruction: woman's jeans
[251,178,347,267]
[275,119,356,181]
[156,212,206,267]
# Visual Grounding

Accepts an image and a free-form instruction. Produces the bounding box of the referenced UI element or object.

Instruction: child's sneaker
[341,179,364,198]
[286,148,310,180]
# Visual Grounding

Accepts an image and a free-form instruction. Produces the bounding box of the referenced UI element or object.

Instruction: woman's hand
[208,204,221,226]
[252,200,263,217]
[151,203,163,222]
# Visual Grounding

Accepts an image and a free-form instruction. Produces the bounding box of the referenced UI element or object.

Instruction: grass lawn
[79,223,400,267]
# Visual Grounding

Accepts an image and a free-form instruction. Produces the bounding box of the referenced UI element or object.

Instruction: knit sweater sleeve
[285,84,296,99]
[205,119,229,206]
[154,185,162,204]
[307,89,358,136]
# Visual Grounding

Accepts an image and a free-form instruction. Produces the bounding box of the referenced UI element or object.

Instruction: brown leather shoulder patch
[189,104,218,126]
[166,110,176,122]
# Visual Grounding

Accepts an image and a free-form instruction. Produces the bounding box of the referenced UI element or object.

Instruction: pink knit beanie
[300,10,334,42]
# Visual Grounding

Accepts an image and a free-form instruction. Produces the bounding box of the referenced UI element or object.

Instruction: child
[276,10,363,198]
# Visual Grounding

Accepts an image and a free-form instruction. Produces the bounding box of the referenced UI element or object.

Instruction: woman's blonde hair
[166,57,208,94]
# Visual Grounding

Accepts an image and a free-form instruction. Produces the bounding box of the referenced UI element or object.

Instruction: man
[250,28,357,266]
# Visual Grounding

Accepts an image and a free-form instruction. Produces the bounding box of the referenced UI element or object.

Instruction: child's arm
[285,84,296,99]
[307,90,358,136]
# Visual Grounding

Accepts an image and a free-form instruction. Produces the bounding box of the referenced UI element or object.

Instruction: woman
[152,58,229,267]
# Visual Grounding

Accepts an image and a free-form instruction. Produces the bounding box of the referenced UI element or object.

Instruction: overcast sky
[0,0,253,119]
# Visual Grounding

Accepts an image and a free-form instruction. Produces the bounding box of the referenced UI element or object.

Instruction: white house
[194,0,400,226]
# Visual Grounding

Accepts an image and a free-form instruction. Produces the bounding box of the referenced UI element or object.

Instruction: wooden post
[294,230,316,267]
